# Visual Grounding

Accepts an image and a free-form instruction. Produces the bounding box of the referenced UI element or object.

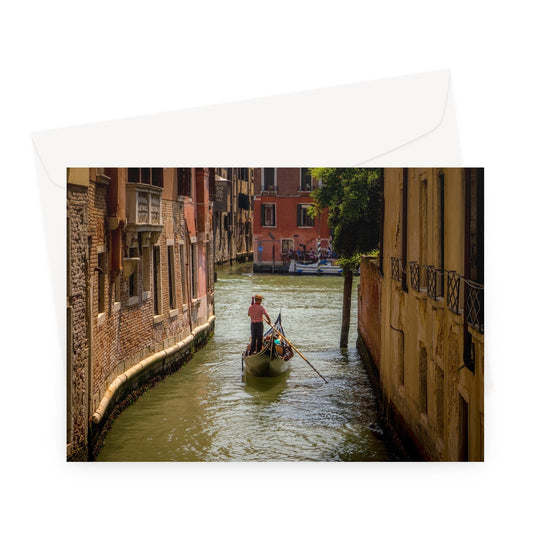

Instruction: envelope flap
[33,70,452,187]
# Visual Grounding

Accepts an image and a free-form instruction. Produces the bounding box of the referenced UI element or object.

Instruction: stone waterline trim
[91,315,215,424]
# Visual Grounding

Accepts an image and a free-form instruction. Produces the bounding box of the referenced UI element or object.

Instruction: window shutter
[261,204,265,226]
[297,205,301,226]
[272,205,276,227]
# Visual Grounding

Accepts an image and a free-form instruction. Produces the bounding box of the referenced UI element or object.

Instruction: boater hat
[254,294,263,301]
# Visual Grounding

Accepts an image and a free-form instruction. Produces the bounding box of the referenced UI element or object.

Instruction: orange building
[66,167,215,460]
[252,168,331,272]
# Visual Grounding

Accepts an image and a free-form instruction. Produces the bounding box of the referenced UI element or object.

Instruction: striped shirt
[248,304,267,323]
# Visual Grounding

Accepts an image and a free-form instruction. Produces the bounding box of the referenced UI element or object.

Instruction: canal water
[97,263,398,461]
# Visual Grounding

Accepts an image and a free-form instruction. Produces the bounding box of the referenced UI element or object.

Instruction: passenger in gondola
[248,294,271,353]
[273,336,284,355]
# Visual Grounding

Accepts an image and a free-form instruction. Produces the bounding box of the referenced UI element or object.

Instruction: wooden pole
[340,269,353,348]
[265,320,328,383]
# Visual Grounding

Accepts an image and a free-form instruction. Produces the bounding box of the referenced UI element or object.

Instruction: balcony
[465,280,484,333]
[446,271,462,314]
[391,257,401,282]
[125,183,163,234]
[427,266,444,300]
[409,261,421,292]
[260,185,278,195]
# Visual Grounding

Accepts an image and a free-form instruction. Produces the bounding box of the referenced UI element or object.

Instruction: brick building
[66,168,215,460]
[252,168,331,272]
[212,168,254,265]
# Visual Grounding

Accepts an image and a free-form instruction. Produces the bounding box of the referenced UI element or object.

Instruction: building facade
[212,168,254,265]
[252,168,331,272]
[66,168,215,460]
[358,168,484,461]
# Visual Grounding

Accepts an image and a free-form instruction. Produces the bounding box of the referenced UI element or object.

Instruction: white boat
[288,259,342,275]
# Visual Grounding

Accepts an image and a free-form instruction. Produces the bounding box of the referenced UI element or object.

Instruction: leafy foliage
[308,168,381,271]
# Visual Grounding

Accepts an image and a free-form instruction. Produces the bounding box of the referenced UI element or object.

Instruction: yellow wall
[378,168,484,461]
[67,168,90,187]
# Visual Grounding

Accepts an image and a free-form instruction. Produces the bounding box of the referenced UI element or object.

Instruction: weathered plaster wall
[359,169,484,461]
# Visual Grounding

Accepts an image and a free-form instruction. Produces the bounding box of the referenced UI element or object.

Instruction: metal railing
[446,271,461,314]
[410,261,420,292]
[465,280,484,333]
[389,256,484,334]
[391,257,401,282]
[427,266,444,300]
[260,185,279,194]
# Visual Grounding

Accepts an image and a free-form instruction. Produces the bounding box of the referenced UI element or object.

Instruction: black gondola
[242,314,294,377]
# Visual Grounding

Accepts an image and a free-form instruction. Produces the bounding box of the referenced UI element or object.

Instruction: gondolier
[242,314,294,377]
[248,295,271,353]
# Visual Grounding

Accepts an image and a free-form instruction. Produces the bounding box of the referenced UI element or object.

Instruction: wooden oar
[265,319,328,383]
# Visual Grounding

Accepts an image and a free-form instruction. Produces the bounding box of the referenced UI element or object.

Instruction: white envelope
[32,69,460,347]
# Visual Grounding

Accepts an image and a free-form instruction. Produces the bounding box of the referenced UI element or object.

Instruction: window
[114,276,121,305]
[153,246,161,315]
[127,167,163,188]
[419,347,428,415]
[97,252,105,314]
[459,394,469,461]
[179,244,187,304]
[396,329,405,387]
[300,168,312,191]
[281,238,294,254]
[438,172,445,296]
[297,204,313,227]
[167,245,176,310]
[263,168,275,191]
[128,247,139,298]
[436,365,444,436]
[261,203,276,227]
[142,246,151,293]
[418,176,428,289]
[177,168,192,196]
[191,242,198,299]
[401,169,408,292]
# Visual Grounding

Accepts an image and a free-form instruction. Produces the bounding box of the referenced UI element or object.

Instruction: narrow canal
[97,263,398,461]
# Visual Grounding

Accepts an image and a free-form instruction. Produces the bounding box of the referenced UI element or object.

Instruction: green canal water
[97,263,398,461]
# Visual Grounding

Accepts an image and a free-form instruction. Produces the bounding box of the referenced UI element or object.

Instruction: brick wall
[358,256,382,367]
[67,183,90,458]
[90,192,192,412]
[68,168,216,460]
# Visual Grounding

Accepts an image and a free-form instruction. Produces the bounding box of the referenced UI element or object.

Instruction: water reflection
[97,263,397,461]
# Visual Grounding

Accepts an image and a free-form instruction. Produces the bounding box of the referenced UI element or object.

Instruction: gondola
[242,314,294,377]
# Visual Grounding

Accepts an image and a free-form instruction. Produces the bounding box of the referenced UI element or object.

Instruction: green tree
[309,168,381,348]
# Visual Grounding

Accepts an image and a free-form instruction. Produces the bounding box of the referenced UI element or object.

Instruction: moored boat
[288,259,342,275]
[242,314,294,377]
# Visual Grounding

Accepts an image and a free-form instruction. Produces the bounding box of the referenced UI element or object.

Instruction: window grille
[391,257,401,282]
[427,266,443,300]
[465,280,484,333]
[410,261,420,292]
[447,271,461,314]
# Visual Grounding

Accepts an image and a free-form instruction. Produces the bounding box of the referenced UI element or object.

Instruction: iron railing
[465,280,484,333]
[388,257,484,335]
[391,257,401,282]
[427,266,443,300]
[446,270,461,314]
[260,185,279,194]
[410,261,420,292]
